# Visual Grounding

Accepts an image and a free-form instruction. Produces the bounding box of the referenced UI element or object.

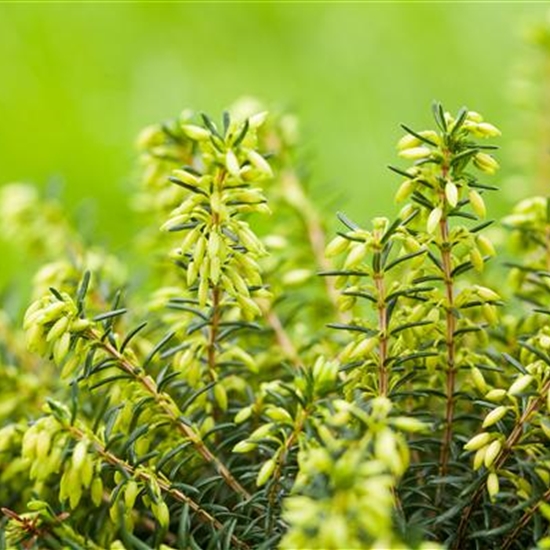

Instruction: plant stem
[67,425,251,550]
[501,485,550,550]
[373,262,389,396]
[206,168,225,382]
[454,376,550,549]
[207,285,221,381]
[438,211,456,483]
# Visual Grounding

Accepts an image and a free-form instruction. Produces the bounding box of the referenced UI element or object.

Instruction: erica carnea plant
[0,99,549,550]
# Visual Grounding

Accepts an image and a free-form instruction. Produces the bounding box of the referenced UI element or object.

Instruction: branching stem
[454,376,550,549]
[92,331,252,501]
[373,264,389,396]
[66,425,251,550]
[438,211,457,482]
[501,485,550,550]
[207,285,221,381]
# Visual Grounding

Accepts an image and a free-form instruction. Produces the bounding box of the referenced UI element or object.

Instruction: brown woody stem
[67,425,251,550]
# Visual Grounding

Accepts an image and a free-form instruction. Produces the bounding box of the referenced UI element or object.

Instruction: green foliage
[0,98,550,550]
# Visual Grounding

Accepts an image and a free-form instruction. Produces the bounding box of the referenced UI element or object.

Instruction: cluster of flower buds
[19,417,101,512]
[280,397,433,550]
[466,336,550,504]
[232,357,339,488]
[395,106,501,236]
[23,291,91,370]
[161,112,273,318]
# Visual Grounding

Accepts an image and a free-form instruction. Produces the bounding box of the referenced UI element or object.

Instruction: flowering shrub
[0,99,549,549]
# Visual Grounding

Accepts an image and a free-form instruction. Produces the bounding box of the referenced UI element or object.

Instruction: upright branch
[373,256,389,396]
[456,352,550,548]
[437,153,458,480]
[325,211,428,399]
[394,102,500,488]
[161,112,273,409]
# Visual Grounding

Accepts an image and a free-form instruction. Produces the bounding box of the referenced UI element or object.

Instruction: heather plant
[0,99,549,550]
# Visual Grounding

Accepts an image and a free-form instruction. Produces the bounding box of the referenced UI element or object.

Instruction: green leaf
[470,219,494,233]
[502,353,528,374]
[384,249,426,272]
[519,340,550,366]
[432,100,447,132]
[337,211,360,231]
[327,323,377,335]
[155,441,193,473]
[201,113,222,139]
[342,289,377,303]
[233,118,250,147]
[400,123,438,146]
[120,321,148,353]
[177,502,191,548]
[104,404,123,441]
[388,164,416,179]
[47,286,64,303]
[142,331,176,368]
[390,320,433,336]
[121,424,151,455]
[92,308,127,323]
[449,106,468,137]
[168,176,208,196]
[88,373,132,391]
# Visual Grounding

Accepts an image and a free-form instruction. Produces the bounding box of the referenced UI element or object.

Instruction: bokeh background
[0,2,548,288]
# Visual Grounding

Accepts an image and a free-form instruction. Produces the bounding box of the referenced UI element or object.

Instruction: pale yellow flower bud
[249,111,268,128]
[445,181,459,207]
[398,146,432,160]
[395,180,415,203]
[256,458,277,487]
[469,189,487,218]
[482,406,508,428]
[232,440,257,453]
[172,169,200,186]
[484,439,502,468]
[325,235,349,257]
[476,235,495,257]
[247,150,273,178]
[485,389,507,402]
[487,472,499,500]
[464,432,491,452]
[152,501,170,529]
[234,406,253,424]
[473,446,487,471]
[508,374,534,396]
[476,122,501,137]
[182,124,210,141]
[427,207,442,234]
[397,134,421,151]
[282,269,312,286]
[471,367,488,394]
[225,150,241,178]
[473,153,499,175]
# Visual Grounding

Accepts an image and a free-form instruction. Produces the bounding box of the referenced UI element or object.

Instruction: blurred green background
[0,2,547,287]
